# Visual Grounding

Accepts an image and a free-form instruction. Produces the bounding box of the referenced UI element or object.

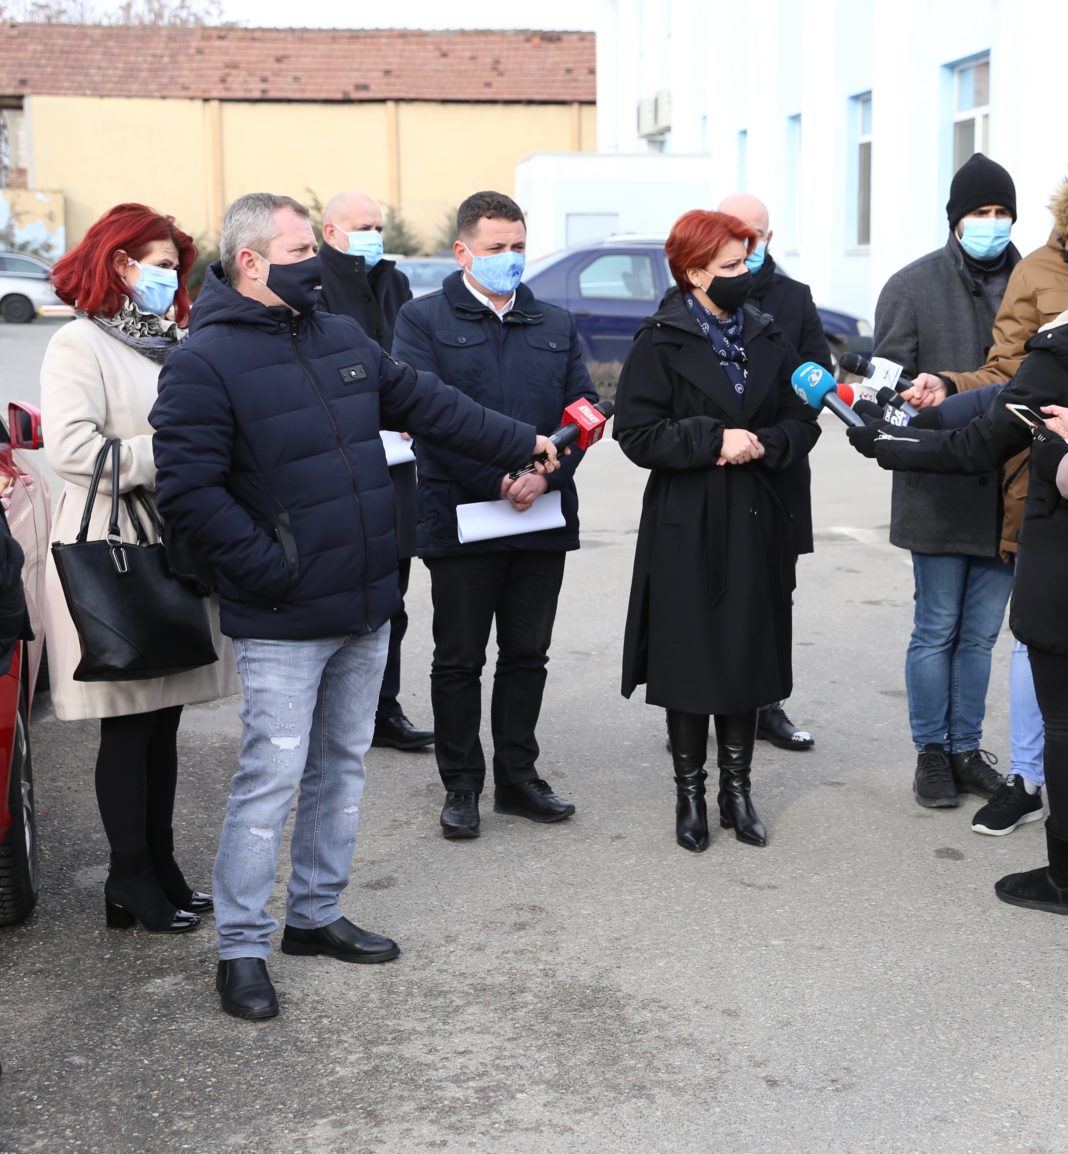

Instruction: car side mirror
[8,402,43,450]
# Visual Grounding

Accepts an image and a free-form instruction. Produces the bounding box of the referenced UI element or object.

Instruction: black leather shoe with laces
[440,790,480,838]
[951,748,1004,798]
[913,744,958,808]
[372,714,435,751]
[494,780,575,823]
[756,703,814,750]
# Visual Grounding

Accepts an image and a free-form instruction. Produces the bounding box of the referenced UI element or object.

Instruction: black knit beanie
[946,153,1017,226]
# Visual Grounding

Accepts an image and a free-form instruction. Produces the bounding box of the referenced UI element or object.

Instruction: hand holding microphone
[510,399,615,480]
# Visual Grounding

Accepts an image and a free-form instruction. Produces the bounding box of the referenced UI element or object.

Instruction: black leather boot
[666,710,710,852]
[715,711,767,847]
[147,827,213,913]
[995,820,1068,915]
[105,849,201,933]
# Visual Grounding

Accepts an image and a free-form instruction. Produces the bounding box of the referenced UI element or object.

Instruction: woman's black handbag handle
[75,439,116,544]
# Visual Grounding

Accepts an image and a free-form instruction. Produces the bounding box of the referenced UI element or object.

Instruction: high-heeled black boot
[104,849,202,933]
[666,709,710,852]
[147,828,213,914]
[715,711,767,847]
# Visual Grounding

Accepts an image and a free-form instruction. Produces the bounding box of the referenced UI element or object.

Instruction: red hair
[665,210,756,296]
[51,203,197,327]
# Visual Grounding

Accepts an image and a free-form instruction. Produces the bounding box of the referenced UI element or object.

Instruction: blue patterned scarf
[685,293,748,395]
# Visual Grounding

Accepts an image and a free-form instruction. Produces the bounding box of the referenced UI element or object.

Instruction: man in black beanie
[873,154,1019,811]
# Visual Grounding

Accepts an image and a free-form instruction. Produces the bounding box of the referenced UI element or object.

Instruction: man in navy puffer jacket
[393,190,598,841]
[150,194,559,1021]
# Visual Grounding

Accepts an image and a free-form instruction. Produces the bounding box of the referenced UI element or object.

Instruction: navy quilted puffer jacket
[151,264,535,640]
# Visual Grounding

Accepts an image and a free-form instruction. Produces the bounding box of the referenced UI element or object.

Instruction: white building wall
[594,0,1066,321]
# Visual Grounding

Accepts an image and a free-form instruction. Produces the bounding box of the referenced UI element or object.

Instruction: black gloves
[846,422,884,459]
[1031,433,1068,485]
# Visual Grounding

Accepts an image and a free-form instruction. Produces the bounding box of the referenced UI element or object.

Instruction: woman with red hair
[41,203,237,933]
[614,209,821,852]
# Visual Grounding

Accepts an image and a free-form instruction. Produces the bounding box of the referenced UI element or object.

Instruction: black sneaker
[972,773,1044,836]
[914,744,958,808]
[951,748,1003,798]
[756,703,814,750]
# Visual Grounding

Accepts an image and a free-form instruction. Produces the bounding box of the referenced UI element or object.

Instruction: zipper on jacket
[290,321,373,632]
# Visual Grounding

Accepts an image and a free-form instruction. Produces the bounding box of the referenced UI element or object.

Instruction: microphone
[836,381,855,406]
[509,399,615,479]
[790,362,866,428]
[839,352,915,394]
[875,387,919,426]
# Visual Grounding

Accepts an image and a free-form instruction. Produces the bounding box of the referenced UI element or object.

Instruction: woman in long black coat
[614,210,821,853]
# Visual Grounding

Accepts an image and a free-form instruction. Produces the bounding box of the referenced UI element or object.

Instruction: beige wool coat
[40,317,238,721]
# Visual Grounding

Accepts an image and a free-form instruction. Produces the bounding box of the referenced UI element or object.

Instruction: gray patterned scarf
[90,299,181,364]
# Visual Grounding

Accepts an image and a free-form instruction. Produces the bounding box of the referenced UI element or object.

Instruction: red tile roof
[0,24,596,103]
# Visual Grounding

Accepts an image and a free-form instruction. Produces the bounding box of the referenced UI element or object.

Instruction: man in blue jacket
[150,193,560,1021]
[393,190,598,840]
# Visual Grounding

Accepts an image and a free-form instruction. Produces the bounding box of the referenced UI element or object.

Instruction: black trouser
[95,706,183,853]
[376,557,411,721]
[1027,648,1068,837]
[426,550,565,793]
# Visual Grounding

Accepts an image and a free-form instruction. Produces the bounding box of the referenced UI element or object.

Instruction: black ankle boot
[994,820,1068,915]
[147,828,213,914]
[666,710,710,852]
[105,849,202,933]
[715,711,767,847]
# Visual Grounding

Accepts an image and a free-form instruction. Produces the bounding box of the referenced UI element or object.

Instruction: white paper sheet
[379,430,416,467]
[455,491,565,544]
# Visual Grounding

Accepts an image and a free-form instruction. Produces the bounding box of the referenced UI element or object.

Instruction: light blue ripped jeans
[214,629,389,961]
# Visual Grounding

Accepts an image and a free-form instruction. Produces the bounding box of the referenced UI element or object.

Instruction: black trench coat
[614,290,821,715]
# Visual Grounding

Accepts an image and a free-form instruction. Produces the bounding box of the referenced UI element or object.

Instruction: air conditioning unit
[637,98,658,138]
[654,89,672,133]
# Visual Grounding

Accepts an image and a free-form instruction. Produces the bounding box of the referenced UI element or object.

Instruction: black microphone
[875,387,919,419]
[839,352,916,393]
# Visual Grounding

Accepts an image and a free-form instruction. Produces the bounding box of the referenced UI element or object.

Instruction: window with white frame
[952,55,989,168]
[854,92,872,246]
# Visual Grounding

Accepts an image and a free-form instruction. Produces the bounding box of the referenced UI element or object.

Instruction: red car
[0,401,49,925]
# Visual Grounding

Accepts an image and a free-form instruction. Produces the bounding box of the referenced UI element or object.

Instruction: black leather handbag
[50,439,218,682]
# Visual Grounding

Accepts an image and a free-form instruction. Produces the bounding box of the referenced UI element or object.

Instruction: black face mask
[703,269,753,311]
[258,253,323,314]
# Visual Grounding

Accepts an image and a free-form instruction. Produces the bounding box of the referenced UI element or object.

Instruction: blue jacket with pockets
[150,264,536,640]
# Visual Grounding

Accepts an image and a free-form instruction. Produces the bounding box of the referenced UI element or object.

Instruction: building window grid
[952,56,990,169]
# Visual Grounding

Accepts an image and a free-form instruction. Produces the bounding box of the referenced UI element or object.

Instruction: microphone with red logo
[509,399,615,479]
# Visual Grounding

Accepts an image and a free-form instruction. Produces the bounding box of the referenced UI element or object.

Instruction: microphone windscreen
[790,362,836,410]
[837,382,855,406]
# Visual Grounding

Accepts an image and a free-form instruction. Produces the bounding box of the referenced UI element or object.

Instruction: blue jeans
[213,629,389,961]
[1010,640,1044,786]
[905,553,1013,752]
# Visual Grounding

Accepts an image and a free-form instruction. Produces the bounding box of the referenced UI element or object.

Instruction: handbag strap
[106,440,123,546]
[121,494,149,545]
[75,439,117,544]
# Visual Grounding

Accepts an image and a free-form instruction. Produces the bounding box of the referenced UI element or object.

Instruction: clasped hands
[717,428,764,467]
[500,433,562,512]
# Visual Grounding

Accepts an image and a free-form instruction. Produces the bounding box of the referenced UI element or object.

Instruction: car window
[0,256,48,278]
[577,253,658,301]
[398,261,454,290]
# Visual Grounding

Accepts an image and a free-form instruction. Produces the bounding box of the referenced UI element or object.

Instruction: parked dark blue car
[523,238,873,374]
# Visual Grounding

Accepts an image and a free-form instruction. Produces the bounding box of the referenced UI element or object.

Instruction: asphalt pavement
[1,318,1065,1154]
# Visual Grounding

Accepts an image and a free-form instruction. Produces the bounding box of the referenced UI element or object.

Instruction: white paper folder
[379,430,416,466]
[455,491,565,544]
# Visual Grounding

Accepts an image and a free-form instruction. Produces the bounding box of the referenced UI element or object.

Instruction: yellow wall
[27,94,597,252]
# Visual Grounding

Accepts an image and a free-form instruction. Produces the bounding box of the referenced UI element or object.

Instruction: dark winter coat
[614,290,821,714]
[874,233,1021,557]
[392,271,598,558]
[749,253,833,556]
[868,322,1068,655]
[317,243,418,558]
[150,264,535,641]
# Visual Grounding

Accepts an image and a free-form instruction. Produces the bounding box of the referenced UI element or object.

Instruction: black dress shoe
[494,779,576,823]
[756,703,814,750]
[281,916,400,963]
[372,714,435,750]
[440,790,480,839]
[216,958,278,1020]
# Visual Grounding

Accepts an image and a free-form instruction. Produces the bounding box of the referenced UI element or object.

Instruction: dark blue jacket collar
[440,269,543,325]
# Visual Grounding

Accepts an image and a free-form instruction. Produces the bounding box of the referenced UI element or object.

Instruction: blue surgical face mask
[744,240,767,274]
[958,216,1012,261]
[129,260,178,315]
[463,244,525,296]
[338,227,384,269]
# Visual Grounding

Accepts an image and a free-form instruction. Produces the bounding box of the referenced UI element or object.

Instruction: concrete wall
[25,94,596,250]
